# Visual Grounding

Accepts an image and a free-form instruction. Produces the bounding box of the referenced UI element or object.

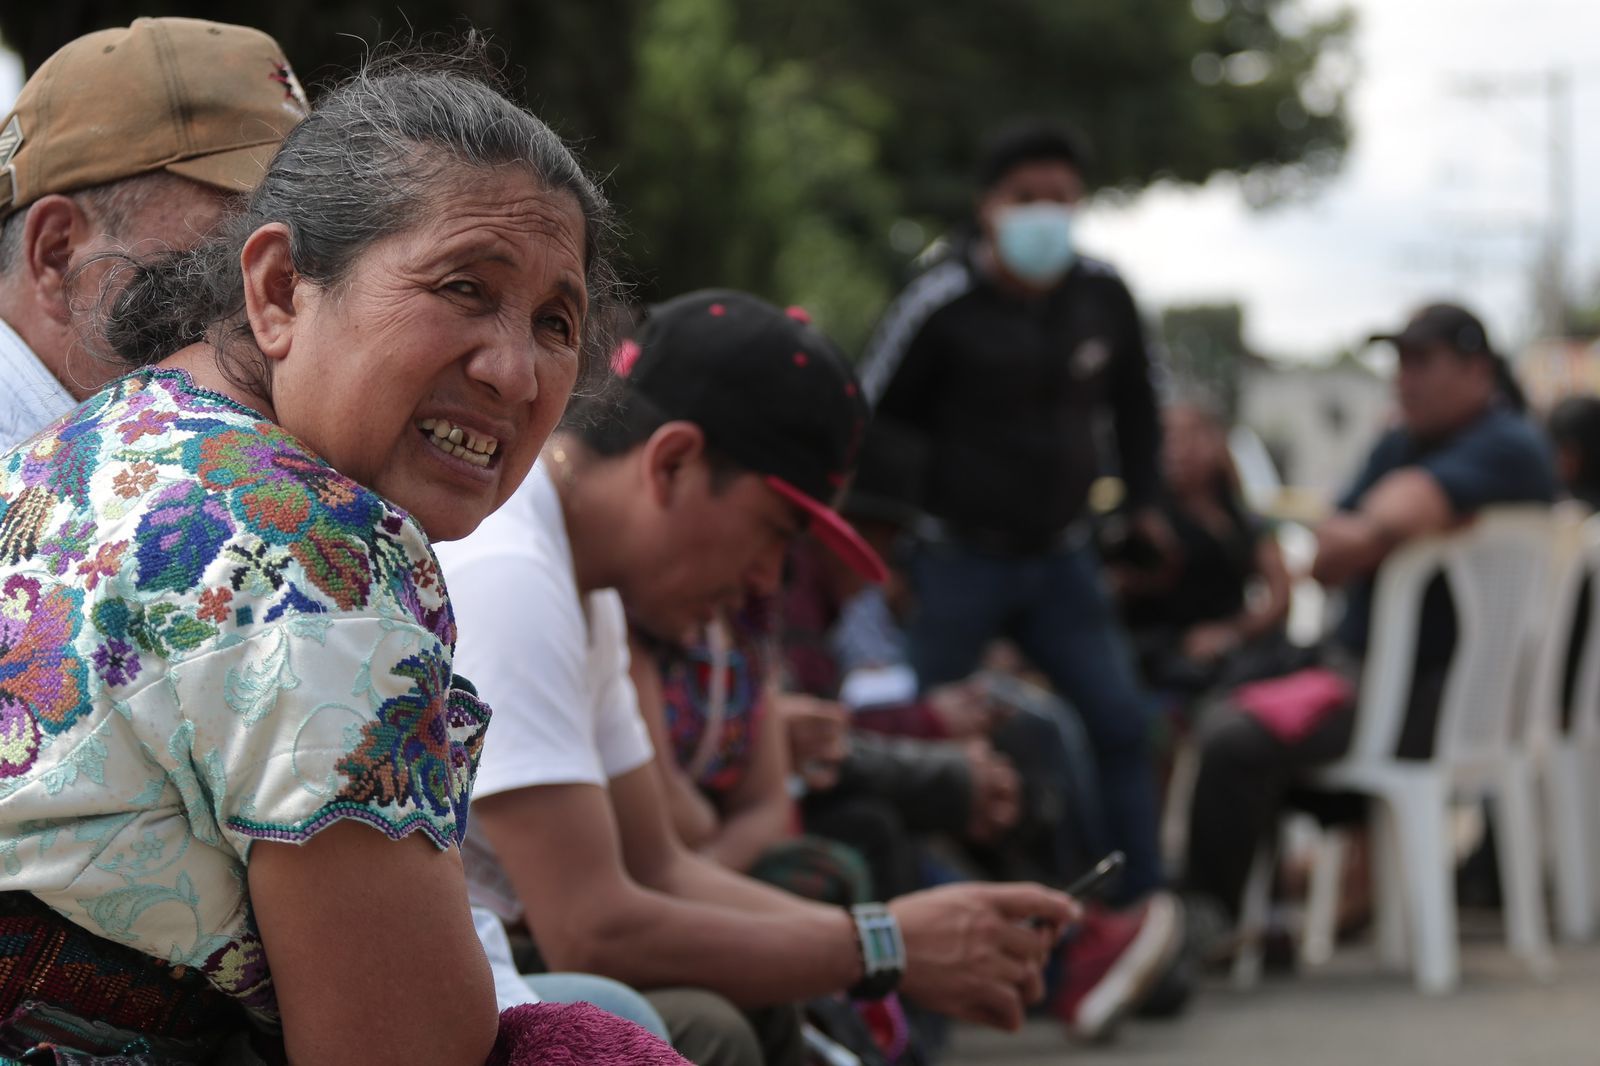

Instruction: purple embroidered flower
[92,637,142,687]
[0,691,40,779]
[0,575,89,738]
[39,519,96,577]
[118,407,179,444]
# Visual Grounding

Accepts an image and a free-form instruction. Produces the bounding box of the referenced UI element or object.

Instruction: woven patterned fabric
[657,600,772,796]
[0,368,487,1050]
[0,892,250,1062]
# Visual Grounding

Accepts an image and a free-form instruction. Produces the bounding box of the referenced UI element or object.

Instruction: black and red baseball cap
[613,289,887,584]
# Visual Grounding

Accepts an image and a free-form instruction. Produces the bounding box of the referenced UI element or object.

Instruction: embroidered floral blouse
[0,368,488,1042]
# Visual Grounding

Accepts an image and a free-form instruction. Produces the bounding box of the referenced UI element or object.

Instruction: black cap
[1370,301,1528,410]
[1369,302,1495,358]
[613,289,887,583]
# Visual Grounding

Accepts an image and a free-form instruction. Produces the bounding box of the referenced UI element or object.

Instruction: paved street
[948,915,1600,1066]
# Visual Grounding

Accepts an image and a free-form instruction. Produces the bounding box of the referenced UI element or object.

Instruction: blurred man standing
[860,119,1169,900]
[0,17,305,450]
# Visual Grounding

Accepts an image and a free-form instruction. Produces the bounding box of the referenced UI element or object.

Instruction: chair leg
[1494,761,1556,978]
[1161,739,1200,873]
[1589,747,1600,919]
[1300,830,1346,968]
[1370,801,1408,971]
[1547,746,1596,942]
[1385,785,1459,994]
[1232,844,1274,989]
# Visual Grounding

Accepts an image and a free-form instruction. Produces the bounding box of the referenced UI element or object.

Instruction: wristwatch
[847,902,906,1000]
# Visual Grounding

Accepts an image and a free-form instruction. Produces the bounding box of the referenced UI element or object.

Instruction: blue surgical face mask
[992,202,1076,286]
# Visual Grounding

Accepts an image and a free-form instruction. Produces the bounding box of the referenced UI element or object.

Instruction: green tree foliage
[1161,302,1255,414]
[1,0,1353,354]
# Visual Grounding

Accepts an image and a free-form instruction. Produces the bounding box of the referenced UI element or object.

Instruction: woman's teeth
[418,418,498,469]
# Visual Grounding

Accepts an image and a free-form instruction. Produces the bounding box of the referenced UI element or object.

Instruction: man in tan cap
[0,17,305,450]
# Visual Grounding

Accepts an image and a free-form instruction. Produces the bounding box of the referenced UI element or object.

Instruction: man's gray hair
[0,171,205,276]
[104,43,620,396]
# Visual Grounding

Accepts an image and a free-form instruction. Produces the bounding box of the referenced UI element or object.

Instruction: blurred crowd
[0,16,1587,1066]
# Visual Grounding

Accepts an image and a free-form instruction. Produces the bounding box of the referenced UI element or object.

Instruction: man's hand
[1181,620,1241,664]
[889,882,1080,1031]
[1310,511,1389,587]
[927,680,998,739]
[774,692,851,791]
[961,740,1021,843]
[1130,507,1182,577]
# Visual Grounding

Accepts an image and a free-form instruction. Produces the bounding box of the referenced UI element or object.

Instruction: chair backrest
[1524,504,1591,754]
[1549,512,1600,747]
[1350,507,1555,768]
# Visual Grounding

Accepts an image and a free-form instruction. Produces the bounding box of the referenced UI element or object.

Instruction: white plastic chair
[1526,507,1600,941]
[1236,507,1557,994]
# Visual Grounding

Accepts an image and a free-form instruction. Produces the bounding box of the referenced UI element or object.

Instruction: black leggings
[1183,666,1446,919]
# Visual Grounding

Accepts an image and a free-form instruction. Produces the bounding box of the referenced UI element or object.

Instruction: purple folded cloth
[488,1001,690,1066]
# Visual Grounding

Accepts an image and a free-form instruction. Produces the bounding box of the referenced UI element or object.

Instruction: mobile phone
[1064,850,1126,901]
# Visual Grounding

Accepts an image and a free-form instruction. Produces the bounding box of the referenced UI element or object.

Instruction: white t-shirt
[0,316,75,453]
[434,461,655,926]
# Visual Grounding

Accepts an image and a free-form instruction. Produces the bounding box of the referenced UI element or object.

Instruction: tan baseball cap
[0,17,308,218]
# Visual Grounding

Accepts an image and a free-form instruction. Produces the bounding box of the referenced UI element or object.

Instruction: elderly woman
[0,54,640,1064]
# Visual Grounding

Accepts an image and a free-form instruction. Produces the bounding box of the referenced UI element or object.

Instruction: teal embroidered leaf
[79,880,196,941]
[92,598,133,641]
[160,612,217,654]
[223,628,297,725]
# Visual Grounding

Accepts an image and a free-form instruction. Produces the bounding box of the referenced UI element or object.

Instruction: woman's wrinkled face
[269,167,588,541]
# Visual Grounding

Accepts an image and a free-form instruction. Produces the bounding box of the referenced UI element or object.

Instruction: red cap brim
[765,476,889,585]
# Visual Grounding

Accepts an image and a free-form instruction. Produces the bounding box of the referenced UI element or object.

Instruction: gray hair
[0,171,209,276]
[104,45,620,395]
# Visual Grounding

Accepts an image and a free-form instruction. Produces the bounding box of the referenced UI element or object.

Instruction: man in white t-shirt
[437,291,1083,1066]
[0,18,305,452]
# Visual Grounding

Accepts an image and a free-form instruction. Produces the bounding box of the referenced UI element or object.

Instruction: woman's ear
[239,223,300,362]
[641,421,706,507]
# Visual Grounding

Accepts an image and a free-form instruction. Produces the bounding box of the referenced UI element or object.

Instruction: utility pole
[1451,68,1575,338]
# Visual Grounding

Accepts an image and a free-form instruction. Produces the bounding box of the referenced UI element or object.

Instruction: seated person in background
[1182,302,1559,935]
[1544,393,1600,734]
[1549,394,1600,512]
[0,17,300,452]
[0,47,660,1063]
[637,536,1188,1043]
[779,443,1187,1037]
[632,599,875,907]
[1116,399,1294,699]
[435,291,1079,1066]
[786,498,1100,885]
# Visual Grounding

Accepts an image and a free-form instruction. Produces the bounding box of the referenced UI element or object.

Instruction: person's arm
[834,731,974,836]
[477,765,1076,1029]
[630,634,721,851]
[1311,467,1456,587]
[473,768,860,1005]
[250,825,498,1066]
[1242,534,1294,638]
[698,691,795,872]
[1181,531,1293,661]
[859,277,957,511]
[1106,274,1164,514]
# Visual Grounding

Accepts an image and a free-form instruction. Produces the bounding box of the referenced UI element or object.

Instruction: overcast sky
[3,0,1595,362]
[1078,0,1600,361]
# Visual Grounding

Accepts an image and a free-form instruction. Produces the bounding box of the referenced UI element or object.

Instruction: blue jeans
[521,972,671,1041]
[995,697,1110,882]
[909,538,1163,900]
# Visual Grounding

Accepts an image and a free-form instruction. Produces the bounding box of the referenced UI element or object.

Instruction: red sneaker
[1052,892,1185,1042]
